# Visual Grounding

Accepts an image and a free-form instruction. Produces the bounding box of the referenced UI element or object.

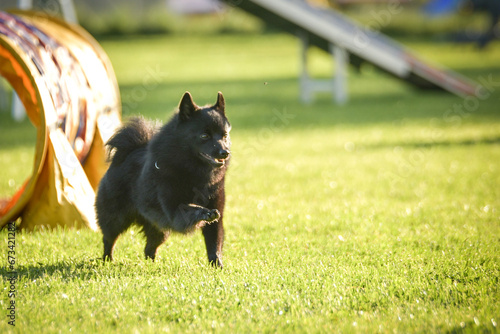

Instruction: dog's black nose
[218,149,230,159]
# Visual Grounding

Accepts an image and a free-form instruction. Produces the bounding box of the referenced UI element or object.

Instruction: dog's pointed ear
[179,91,199,121]
[213,91,225,115]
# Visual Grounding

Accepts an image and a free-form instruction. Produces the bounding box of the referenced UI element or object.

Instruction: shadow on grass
[117,76,500,130]
[365,136,500,150]
[457,66,500,81]
[443,321,495,334]
[0,255,187,281]
[1,73,499,151]
[0,258,105,281]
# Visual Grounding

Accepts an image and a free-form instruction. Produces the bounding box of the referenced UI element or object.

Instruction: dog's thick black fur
[95,92,231,268]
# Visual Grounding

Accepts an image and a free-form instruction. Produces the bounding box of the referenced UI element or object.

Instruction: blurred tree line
[0,0,495,41]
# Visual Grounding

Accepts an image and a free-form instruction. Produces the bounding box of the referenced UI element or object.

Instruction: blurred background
[1,0,499,116]
[0,0,498,41]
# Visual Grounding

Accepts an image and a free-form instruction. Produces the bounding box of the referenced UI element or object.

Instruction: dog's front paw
[209,256,223,269]
[201,209,220,223]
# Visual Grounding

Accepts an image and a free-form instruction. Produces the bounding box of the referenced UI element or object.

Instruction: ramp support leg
[12,93,26,122]
[60,0,78,24]
[299,33,348,104]
[332,44,348,105]
[299,33,312,104]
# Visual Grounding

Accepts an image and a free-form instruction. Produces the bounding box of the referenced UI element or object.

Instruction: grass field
[1,32,499,333]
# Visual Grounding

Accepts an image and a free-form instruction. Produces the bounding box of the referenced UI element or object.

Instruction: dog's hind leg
[100,214,134,261]
[103,235,117,261]
[141,218,170,261]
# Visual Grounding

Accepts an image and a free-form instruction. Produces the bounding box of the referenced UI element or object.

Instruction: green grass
[1,33,500,333]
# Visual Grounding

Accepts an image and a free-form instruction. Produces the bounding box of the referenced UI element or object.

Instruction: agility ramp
[0,11,121,230]
[221,0,478,103]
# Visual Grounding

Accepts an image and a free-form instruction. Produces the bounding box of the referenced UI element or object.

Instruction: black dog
[95,92,231,268]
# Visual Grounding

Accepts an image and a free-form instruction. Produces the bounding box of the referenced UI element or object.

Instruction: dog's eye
[200,133,210,140]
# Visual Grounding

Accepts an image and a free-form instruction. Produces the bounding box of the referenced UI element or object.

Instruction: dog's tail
[106,117,156,165]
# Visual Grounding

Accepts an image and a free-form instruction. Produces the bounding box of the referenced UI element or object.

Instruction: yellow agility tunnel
[0,11,121,230]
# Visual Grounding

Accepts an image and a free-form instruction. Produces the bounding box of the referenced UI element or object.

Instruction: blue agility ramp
[221,0,477,102]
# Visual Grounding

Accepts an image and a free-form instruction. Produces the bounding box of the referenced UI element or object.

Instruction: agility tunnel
[0,11,121,230]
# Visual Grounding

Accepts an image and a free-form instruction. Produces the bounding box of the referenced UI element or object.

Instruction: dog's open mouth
[199,152,226,167]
